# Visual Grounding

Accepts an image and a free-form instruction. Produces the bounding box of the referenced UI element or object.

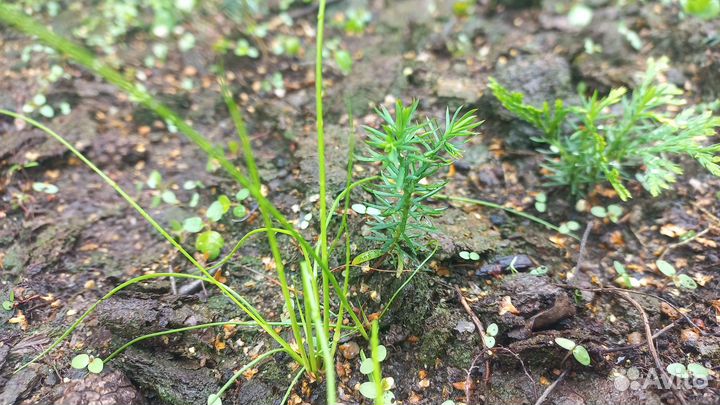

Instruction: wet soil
[1,1,720,405]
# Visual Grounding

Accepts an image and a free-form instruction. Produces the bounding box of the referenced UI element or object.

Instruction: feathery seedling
[358,101,481,266]
[490,57,720,200]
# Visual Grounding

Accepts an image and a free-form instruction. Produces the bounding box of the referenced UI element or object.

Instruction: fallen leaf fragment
[499,296,519,316]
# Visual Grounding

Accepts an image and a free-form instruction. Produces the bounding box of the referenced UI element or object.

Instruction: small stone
[339,341,360,360]
[680,329,700,344]
[627,332,643,345]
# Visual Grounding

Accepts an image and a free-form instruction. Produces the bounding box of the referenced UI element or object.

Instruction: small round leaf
[459,251,470,260]
[687,363,710,378]
[196,231,225,260]
[676,274,697,289]
[359,358,374,375]
[667,363,688,378]
[233,205,247,218]
[483,336,496,348]
[71,354,90,369]
[87,357,104,374]
[161,190,178,204]
[359,381,378,399]
[206,201,225,222]
[235,188,250,201]
[554,337,576,351]
[572,345,591,366]
[375,345,387,362]
[486,323,498,337]
[208,394,223,405]
[656,260,676,277]
[182,217,203,233]
[32,182,59,194]
[590,206,607,218]
[351,203,366,214]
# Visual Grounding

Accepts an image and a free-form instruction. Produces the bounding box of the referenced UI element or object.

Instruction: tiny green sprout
[71,353,104,374]
[607,204,623,222]
[655,260,698,290]
[2,289,14,311]
[667,362,712,379]
[182,217,204,233]
[459,251,480,261]
[345,8,372,34]
[559,221,581,235]
[161,190,178,204]
[235,188,250,201]
[534,192,547,213]
[234,39,259,58]
[32,182,59,194]
[359,322,394,404]
[207,195,231,222]
[147,170,162,189]
[232,205,247,218]
[334,49,353,75]
[567,4,593,28]
[508,256,520,274]
[529,265,549,276]
[452,0,473,17]
[613,261,635,289]
[667,363,690,379]
[359,345,387,375]
[591,205,623,223]
[483,323,498,348]
[196,230,224,260]
[554,337,591,366]
[682,0,720,19]
[39,105,55,118]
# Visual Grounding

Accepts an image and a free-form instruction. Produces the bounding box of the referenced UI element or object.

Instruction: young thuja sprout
[359,100,482,263]
[490,57,720,200]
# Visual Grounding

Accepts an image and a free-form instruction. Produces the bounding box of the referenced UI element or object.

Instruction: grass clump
[489,57,720,200]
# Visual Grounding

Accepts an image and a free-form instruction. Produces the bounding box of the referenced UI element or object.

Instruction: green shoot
[490,57,720,200]
[555,337,591,366]
[656,259,698,289]
[360,101,481,261]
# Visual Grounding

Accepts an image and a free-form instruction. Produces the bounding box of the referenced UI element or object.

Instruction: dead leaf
[696,237,717,248]
[548,235,567,248]
[499,296,519,316]
[660,302,680,319]
[214,270,227,283]
[214,336,226,351]
[660,224,687,238]
[609,230,624,246]
[452,381,468,390]
[79,243,99,252]
[9,310,28,330]
[242,368,258,380]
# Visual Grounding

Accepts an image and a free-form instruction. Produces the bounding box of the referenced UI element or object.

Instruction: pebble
[339,341,360,360]
[627,332,643,345]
